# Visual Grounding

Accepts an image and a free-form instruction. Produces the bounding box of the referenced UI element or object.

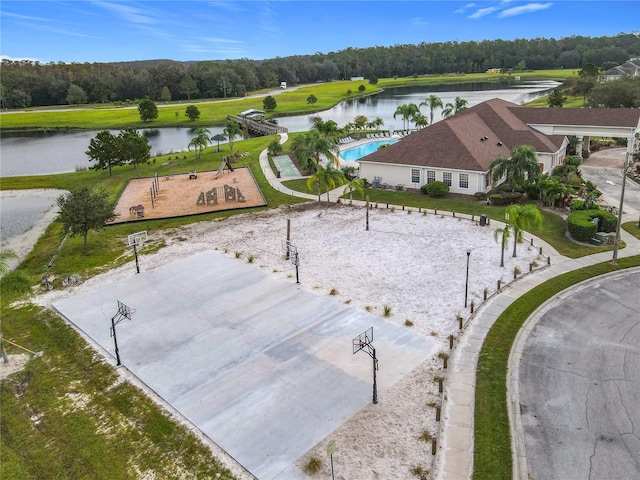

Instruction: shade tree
[57,187,117,250]
[185,105,201,121]
[86,130,124,176]
[138,99,158,122]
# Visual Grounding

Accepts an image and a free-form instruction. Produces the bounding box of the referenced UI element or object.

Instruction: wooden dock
[227,114,288,136]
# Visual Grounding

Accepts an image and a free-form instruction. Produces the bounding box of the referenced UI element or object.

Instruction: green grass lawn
[0,70,573,131]
[473,254,640,480]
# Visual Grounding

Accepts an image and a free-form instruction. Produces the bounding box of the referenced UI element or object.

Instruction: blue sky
[1,1,638,63]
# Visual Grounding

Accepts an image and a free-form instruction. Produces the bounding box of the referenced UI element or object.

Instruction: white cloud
[498,2,553,18]
[454,2,476,14]
[411,17,430,26]
[200,37,244,45]
[0,55,44,62]
[92,1,159,25]
[468,6,500,19]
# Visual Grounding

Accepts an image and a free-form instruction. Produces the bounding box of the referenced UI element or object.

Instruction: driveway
[514,270,640,480]
[581,148,640,218]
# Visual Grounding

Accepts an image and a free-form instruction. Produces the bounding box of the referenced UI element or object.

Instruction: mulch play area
[109,166,266,224]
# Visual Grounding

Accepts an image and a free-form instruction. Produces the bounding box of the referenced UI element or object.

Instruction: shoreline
[0,189,66,270]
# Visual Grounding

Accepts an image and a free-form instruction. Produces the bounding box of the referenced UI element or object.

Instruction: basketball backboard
[352,326,373,354]
[127,231,148,247]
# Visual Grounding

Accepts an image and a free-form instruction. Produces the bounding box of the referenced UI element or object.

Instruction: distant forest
[2,33,639,108]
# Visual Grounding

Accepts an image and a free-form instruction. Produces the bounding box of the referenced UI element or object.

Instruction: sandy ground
[110,167,266,224]
[0,189,66,270]
[33,202,545,479]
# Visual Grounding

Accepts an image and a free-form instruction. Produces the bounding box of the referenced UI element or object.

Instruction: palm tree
[306,161,346,204]
[414,114,429,129]
[493,226,511,267]
[488,145,541,192]
[373,117,384,131]
[223,119,242,155]
[353,115,368,136]
[442,96,469,118]
[188,127,211,159]
[506,204,543,257]
[344,178,365,205]
[267,139,283,158]
[291,130,340,171]
[420,94,444,124]
[393,103,419,131]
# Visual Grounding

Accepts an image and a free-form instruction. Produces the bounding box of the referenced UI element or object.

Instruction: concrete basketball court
[52,250,434,479]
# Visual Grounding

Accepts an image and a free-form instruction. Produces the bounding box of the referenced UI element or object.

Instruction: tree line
[2,33,639,108]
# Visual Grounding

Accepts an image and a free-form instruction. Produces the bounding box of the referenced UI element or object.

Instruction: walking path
[260,134,640,479]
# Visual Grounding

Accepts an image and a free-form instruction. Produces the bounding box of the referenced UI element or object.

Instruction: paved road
[514,270,640,480]
[581,148,640,218]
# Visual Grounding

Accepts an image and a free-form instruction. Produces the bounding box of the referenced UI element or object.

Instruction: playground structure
[109,166,266,224]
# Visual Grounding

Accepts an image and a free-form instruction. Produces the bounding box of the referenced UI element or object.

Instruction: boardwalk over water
[227,114,288,136]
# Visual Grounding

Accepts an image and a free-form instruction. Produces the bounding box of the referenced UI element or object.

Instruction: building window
[459,173,469,189]
[411,169,420,184]
[426,170,436,184]
[443,172,452,187]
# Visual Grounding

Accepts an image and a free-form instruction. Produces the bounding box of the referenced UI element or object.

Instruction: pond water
[0,80,558,177]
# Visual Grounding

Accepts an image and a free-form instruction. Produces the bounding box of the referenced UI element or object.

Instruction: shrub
[493,182,524,193]
[567,211,598,241]
[569,199,585,211]
[304,457,322,474]
[0,271,33,295]
[489,192,522,205]
[567,209,618,241]
[523,182,540,200]
[563,155,582,166]
[422,181,449,197]
[474,191,488,200]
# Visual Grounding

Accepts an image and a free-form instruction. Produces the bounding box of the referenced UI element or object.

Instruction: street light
[613,150,632,265]
[464,250,471,308]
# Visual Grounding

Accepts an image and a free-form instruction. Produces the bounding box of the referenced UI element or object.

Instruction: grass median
[473,253,640,480]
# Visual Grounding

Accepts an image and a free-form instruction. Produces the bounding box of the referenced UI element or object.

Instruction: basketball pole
[133,242,140,274]
[365,195,370,231]
[372,346,378,404]
[111,315,122,366]
[286,219,291,260]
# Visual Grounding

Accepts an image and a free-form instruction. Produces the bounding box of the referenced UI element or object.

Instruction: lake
[0,80,558,177]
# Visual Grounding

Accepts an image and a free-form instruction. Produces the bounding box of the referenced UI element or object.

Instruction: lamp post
[613,150,632,265]
[464,250,471,308]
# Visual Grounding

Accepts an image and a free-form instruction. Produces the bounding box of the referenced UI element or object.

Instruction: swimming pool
[340,139,397,162]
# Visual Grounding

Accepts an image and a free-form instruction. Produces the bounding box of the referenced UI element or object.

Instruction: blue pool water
[341,139,397,162]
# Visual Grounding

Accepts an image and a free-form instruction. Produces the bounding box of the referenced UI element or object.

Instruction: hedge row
[567,209,617,241]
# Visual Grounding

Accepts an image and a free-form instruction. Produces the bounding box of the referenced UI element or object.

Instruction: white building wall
[359,161,486,196]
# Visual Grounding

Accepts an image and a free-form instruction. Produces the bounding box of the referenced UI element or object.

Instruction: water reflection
[0,80,557,177]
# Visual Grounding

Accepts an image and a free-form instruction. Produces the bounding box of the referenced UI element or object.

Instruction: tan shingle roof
[359,99,640,172]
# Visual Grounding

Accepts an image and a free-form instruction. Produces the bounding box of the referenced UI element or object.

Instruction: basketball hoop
[111,300,134,366]
[128,231,147,274]
[352,327,378,404]
[128,231,148,247]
